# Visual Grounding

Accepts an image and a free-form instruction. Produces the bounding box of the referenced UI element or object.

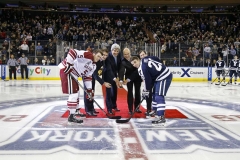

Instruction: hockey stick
[219,69,230,85]
[211,77,218,84]
[70,73,121,119]
[116,98,145,123]
[221,79,231,86]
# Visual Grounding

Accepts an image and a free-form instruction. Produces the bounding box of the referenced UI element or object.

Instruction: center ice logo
[0,97,239,154]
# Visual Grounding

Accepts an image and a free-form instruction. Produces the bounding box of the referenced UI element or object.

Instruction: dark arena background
[0,0,240,160]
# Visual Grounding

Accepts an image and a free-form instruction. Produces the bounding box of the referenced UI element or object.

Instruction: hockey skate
[221,81,227,86]
[152,116,166,126]
[215,81,220,85]
[75,109,86,118]
[68,114,83,124]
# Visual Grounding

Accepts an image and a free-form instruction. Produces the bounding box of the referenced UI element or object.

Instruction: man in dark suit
[166,40,173,54]
[170,57,179,66]
[103,44,121,114]
[172,40,179,55]
[119,48,142,115]
[124,50,154,118]
[83,48,112,116]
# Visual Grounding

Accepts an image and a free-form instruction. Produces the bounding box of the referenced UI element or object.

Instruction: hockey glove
[64,62,73,74]
[86,89,94,101]
[142,90,149,99]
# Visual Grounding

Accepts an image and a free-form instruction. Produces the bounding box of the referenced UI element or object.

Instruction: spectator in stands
[204,58,211,67]
[49,58,56,65]
[204,44,211,59]
[73,32,78,41]
[2,9,240,69]
[15,39,21,47]
[20,41,29,55]
[0,30,6,39]
[2,40,9,49]
[181,57,189,67]
[42,56,50,65]
[211,44,218,60]
[229,45,236,60]
[47,25,54,38]
[192,56,198,67]
[222,47,229,63]
[212,59,217,67]
[36,43,43,56]
[0,47,8,59]
[192,47,200,57]
[161,42,167,53]
[186,47,193,58]
[34,58,40,65]
[29,42,35,55]
[26,33,32,41]
[197,57,204,67]
[172,40,179,55]
[218,44,224,58]
[43,45,49,56]
[47,43,54,56]
[170,57,179,66]
[166,40,173,54]
[162,59,168,66]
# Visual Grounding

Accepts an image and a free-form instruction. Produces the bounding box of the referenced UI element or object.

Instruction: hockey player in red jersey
[58,49,103,123]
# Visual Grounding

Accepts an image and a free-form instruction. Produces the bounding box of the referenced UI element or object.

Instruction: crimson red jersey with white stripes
[59,49,96,89]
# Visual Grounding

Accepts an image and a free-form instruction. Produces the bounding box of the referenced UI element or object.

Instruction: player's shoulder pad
[147,56,161,62]
[143,58,148,63]
[83,51,94,61]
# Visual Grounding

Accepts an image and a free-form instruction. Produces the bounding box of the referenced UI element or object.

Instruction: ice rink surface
[0,80,240,160]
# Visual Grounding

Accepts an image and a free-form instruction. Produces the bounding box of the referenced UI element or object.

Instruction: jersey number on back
[148,59,162,71]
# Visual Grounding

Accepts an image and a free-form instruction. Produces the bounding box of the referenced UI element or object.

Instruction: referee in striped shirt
[7,54,19,80]
[18,53,29,80]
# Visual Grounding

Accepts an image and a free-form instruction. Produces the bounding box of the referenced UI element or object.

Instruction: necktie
[102,61,105,79]
[114,56,117,66]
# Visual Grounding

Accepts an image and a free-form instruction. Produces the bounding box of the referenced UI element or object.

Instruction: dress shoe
[145,110,151,115]
[86,111,97,116]
[93,110,99,114]
[113,108,120,112]
[135,109,142,113]
[75,109,86,117]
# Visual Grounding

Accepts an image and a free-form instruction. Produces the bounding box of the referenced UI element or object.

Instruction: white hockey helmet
[111,43,120,51]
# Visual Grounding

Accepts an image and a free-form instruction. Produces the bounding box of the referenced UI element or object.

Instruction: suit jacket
[166,42,173,52]
[92,61,104,85]
[171,59,179,66]
[103,52,122,82]
[172,43,179,50]
[119,58,141,82]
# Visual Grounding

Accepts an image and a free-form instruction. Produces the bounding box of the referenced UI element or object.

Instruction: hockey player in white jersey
[215,56,226,85]
[58,49,103,123]
[228,55,239,85]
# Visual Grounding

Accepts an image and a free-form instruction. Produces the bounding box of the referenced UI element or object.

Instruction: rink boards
[0,65,239,81]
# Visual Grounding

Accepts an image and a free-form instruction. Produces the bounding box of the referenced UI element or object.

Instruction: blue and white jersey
[215,60,225,70]
[229,59,239,70]
[138,56,171,90]
[238,60,240,71]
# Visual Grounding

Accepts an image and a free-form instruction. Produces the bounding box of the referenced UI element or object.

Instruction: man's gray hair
[111,43,120,51]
